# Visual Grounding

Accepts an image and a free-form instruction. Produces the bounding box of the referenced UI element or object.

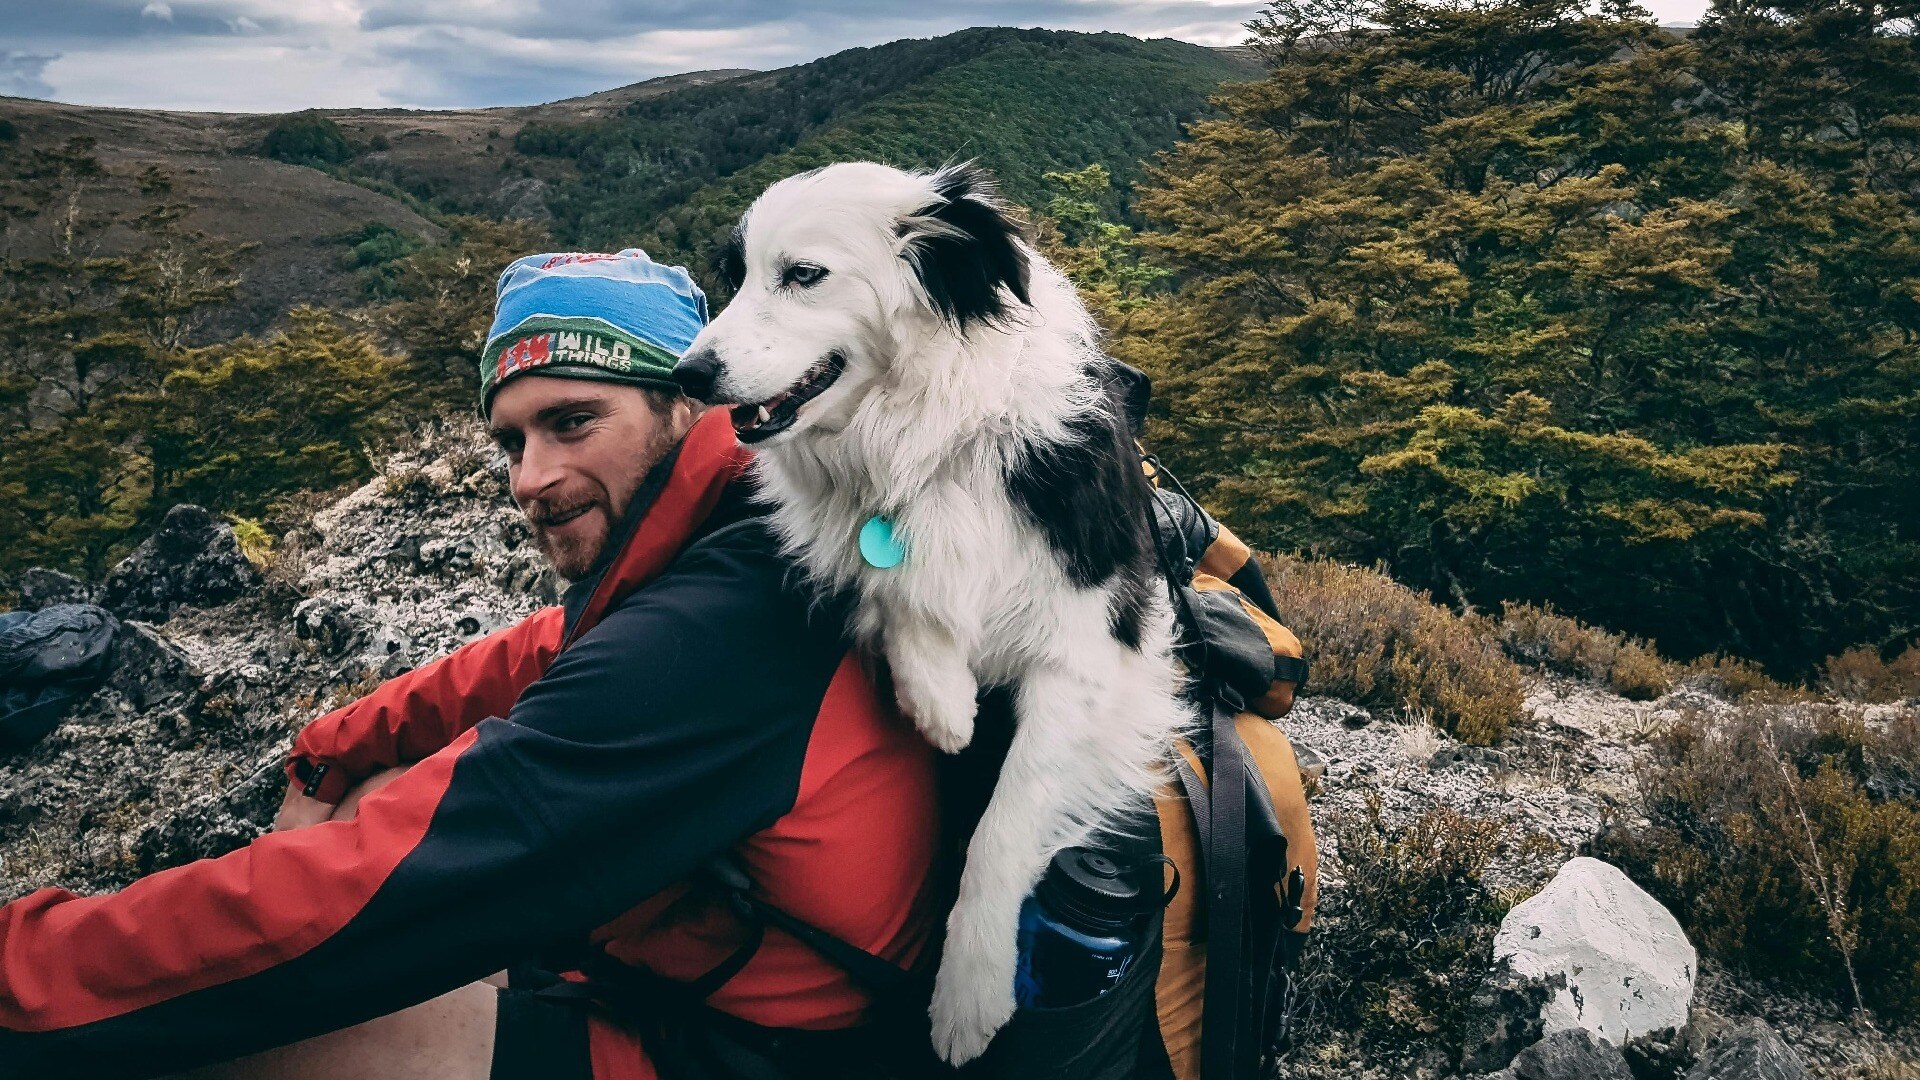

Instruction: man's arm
[0,522,850,1079]
[281,608,565,804]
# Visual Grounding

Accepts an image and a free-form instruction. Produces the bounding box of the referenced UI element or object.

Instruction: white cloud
[17,0,1711,111]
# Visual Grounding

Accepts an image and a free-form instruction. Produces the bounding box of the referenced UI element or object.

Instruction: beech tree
[1121,0,1920,673]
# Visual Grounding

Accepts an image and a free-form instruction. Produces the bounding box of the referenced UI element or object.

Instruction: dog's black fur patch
[1007,372,1158,649]
[906,165,1032,329]
[719,222,748,291]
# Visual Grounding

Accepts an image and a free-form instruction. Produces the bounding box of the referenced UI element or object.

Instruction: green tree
[1122,0,1920,674]
[136,309,402,514]
[363,215,549,415]
[0,144,246,576]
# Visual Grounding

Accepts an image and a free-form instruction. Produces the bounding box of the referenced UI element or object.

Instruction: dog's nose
[673,348,722,403]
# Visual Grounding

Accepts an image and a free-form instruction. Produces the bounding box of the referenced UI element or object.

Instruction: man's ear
[900,163,1032,329]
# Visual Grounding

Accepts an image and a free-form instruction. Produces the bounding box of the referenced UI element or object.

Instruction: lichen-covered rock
[12,568,97,611]
[1496,1029,1633,1080]
[1459,963,1557,1073]
[0,426,544,903]
[101,505,260,622]
[1687,1019,1811,1080]
[105,622,203,710]
[1495,857,1696,1045]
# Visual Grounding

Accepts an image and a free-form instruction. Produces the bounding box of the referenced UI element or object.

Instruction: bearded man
[0,250,940,1080]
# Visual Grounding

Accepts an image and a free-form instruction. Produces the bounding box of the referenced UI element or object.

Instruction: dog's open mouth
[730,353,846,443]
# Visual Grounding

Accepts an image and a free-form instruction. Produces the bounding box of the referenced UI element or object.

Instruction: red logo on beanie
[495,333,554,383]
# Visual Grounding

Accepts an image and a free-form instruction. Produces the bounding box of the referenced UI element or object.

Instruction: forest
[2,3,1917,683]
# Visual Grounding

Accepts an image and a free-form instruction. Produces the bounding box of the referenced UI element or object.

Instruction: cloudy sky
[2,0,1712,113]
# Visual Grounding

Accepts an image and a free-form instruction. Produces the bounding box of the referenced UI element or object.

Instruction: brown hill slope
[0,69,753,334]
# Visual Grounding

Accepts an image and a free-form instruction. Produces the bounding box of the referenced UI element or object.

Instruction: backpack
[563,365,1321,1080]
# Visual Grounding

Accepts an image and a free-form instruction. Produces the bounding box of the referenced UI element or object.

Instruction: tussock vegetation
[1600,705,1920,1025]
[1283,793,1520,1069]
[1260,553,1524,745]
[1498,602,1676,701]
[1824,646,1920,705]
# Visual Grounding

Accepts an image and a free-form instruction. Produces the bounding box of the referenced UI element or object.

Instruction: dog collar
[859,515,907,569]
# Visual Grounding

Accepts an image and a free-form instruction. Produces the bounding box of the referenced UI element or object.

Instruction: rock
[293,598,364,657]
[102,506,260,622]
[106,622,203,710]
[1294,743,1328,783]
[1489,1029,1633,1080]
[1430,745,1508,771]
[1494,857,1696,1044]
[1686,1019,1810,1080]
[1459,963,1557,1073]
[12,568,97,610]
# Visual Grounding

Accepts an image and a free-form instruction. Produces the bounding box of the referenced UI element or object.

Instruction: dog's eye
[781,263,829,288]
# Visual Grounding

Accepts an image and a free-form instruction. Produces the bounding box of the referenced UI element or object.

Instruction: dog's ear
[902,164,1031,328]
[715,220,748,293]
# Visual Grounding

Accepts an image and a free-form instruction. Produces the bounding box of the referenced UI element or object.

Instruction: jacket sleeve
[283,607,566,803]
[0,523,852,1079]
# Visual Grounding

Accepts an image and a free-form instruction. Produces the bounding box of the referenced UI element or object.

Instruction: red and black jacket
[0,411,941,1079]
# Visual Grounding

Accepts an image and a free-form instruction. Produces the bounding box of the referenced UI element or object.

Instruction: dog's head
[672,161,1031,445]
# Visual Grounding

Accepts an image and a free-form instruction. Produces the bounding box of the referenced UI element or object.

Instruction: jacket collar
[558,408,751,648]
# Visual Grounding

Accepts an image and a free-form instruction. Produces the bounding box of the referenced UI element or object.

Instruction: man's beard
[528,498,608,582]
[523,420,683,582]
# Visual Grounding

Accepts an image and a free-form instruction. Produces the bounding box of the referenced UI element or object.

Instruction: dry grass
[1499,601,1677,700]
[1281,792,1513,1064]
[1825,645,1920,704]
[1260,553,1525,745]
[1598,703,1920,1025]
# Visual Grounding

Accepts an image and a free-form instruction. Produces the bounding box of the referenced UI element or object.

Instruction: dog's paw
[891,666,977,754]
[928,947,1016,1066]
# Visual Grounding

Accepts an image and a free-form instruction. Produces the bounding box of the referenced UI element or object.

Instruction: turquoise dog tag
[859,515,907,569]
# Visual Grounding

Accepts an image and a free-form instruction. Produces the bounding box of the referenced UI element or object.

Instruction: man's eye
[556,413,592,433]
[781,263,828,288]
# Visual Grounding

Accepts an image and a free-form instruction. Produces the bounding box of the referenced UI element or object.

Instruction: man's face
[487,376,692,581]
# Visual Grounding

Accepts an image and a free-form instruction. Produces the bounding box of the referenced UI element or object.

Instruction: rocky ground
[3,427,1917,1077]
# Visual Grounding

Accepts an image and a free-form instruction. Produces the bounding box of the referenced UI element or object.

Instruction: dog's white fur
[682,162,1191,1064]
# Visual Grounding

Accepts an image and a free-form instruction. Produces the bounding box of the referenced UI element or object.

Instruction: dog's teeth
[757,405,771,424]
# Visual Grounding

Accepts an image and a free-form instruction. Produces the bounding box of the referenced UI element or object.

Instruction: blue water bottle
[1013,848,1144,1008]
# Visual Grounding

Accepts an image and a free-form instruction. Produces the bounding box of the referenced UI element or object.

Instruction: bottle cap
[1036,848,1143,934]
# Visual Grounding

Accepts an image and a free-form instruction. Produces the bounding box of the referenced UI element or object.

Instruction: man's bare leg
[167,767,502,1080]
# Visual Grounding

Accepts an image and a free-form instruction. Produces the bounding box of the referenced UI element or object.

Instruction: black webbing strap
[733,891,925,1000]
[1173,750,1210,855]
[1203,695,1251,1080]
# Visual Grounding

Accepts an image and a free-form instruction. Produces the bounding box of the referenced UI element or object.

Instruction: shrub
[1261,553,1525,744]
[1598,704,1920,1024]
[261,112,356,167]
[1283,793,1513,1064]
[1824,645,1920,704]
[1680,653,1805,703]
[1499,602,1678,700]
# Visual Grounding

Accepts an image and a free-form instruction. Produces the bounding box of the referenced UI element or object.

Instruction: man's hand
[274,782,336,832]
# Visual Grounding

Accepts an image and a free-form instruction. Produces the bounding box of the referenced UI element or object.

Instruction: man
[0,250,941,1080]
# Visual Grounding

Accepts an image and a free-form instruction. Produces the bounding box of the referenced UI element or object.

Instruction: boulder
[1506,1029,1632,1080]
[1494,857,1695,1045]
[102,506,260,622]
[13,568,97,611]
[1458,963,1556,1072]
[1686,1019,1810,1080]
[106,622,203,710]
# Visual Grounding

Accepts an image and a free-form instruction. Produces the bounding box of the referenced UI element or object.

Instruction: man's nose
[673,347,722,403]
[510,440,563,506]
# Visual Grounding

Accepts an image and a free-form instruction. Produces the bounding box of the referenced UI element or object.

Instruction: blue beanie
[480,248,708,414]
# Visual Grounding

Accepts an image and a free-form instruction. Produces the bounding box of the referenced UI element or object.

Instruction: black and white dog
[672,162,1191,1064]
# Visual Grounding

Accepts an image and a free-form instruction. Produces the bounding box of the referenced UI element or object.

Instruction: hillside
[0,68,750,335]
[3,427,1914,1077]
[0,29,1256,332]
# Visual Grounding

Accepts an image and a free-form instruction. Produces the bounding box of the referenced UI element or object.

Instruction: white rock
[1494,856,1695,1045]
